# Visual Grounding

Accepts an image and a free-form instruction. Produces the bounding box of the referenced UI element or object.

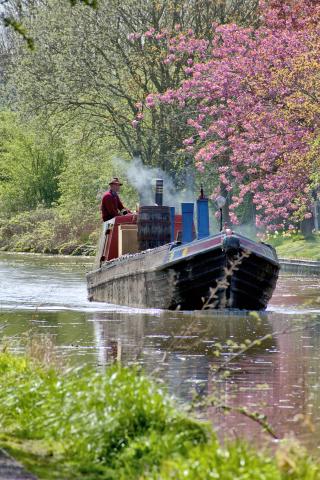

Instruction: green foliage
[3,17,35,50]
[0,352,209,478]
[0,113,139,254]
[69,0,98,8]
[3,0,97,49]
[4,0,260,182]
[155,441,282,480]
[0,0,262,250]
[268,233,320,260]
[0,206,98,254]
[275,438,320,480]
[0,112,64,214]
[0,351,319,480]
[58,132,138,215]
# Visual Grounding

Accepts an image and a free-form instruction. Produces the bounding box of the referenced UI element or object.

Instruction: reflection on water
[270,275,320,313]
[1,252,320,453]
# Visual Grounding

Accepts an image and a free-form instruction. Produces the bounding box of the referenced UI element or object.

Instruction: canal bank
[1,352,320,480]
[279,258,320,275]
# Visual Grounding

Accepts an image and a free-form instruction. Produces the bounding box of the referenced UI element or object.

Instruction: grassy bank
[0,207,98,256]
[0,351,319,479]
[269,233,320,260]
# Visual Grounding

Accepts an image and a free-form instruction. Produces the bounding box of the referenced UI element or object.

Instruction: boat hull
[86,233,280,311]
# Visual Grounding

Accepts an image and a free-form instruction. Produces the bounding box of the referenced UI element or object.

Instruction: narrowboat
[86,182,280,310]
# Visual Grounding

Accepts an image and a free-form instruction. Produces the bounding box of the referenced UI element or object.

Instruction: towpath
[0,449,37,480]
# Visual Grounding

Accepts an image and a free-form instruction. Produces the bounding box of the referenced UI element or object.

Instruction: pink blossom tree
[136,0,320,230]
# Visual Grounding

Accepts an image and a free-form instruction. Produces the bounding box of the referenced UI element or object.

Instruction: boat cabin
[96,212,186,267]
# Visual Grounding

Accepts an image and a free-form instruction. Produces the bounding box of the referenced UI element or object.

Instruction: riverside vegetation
[0,345,320,480]
[1,0,237,255]
[268,232,320,261]
[1,1,320,254]
[0,112,139,255]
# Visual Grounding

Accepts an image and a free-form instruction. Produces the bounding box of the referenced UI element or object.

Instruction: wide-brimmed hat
[109,177,123,186]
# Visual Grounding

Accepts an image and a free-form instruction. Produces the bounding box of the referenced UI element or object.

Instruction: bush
[0,206,99,254]
[0,351,319,480]
[0,353,209,478]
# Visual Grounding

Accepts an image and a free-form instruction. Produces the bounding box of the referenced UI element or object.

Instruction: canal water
[1,252,320,452]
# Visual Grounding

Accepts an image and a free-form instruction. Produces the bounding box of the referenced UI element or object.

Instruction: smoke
[111,156,261,238]
[113,156,195,209]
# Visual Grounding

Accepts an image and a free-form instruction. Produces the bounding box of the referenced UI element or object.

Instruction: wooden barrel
[137,206,171,251]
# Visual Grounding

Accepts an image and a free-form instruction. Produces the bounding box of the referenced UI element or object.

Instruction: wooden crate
[118,224,139,256]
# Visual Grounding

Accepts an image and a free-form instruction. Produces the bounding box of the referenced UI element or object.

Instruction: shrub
[0,352,319,480]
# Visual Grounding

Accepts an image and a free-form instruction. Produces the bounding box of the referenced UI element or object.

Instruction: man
[101,177,130,222]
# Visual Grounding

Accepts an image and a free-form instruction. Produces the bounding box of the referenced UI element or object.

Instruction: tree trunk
[300,217,314,238]
[220,183,230,225]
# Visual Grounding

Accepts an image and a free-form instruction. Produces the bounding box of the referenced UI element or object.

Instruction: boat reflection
[91,310,274,368]
[90,310,320,451]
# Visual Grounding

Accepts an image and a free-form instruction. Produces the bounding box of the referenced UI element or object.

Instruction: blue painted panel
[197,199,209,239]
[181,203,194,243]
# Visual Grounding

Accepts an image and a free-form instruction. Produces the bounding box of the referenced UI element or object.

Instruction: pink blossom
[145,28,155,39]
[186,146,194,152]
[184,67,194,75]
[145,95,155,108]
[183,137,194,146]
[127,32,141,42]
[163,54,176,65]
[143,1,319,228]
[229,212,240,225]
[199,131,207,140]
